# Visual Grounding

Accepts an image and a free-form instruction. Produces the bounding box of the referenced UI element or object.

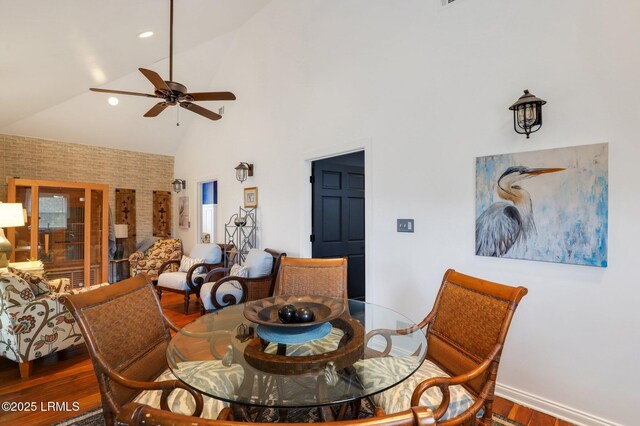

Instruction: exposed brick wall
[0,134,175,244]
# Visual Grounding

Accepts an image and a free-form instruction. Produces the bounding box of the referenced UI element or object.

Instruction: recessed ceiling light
[108,97,119,106]
[138,31,154,38]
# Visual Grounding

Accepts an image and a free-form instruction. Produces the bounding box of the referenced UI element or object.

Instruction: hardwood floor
[0,292,575,426]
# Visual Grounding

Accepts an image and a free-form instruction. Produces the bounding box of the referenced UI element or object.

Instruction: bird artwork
[476,166,564,257]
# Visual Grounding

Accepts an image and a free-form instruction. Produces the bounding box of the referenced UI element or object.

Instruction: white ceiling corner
[0,0,270,154]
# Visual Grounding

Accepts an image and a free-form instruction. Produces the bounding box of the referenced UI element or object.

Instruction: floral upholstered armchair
[0,269,108,378]
[129,238,182,281]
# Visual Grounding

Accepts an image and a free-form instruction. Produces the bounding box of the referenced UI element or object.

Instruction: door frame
[299,137,374,301]
[195,176,220,245]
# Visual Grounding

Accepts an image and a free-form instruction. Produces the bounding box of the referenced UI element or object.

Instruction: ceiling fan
[90,0,235,121]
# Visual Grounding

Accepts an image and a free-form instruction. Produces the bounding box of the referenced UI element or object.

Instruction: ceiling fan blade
[185,92,236,102]
[180,102,222,121]
[90,88,157,98]
[144,102,169,117]
[139,68,172,93]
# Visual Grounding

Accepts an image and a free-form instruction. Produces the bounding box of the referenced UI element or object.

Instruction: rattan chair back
[62,274,171,423]
[273,256,348,300]
[426,269,527,396]
[116,402,436,426]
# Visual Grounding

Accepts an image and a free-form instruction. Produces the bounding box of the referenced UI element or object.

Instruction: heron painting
[475,143,608,267]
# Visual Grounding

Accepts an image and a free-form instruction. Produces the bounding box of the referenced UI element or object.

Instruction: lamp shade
[114,224,128,239]
[0,203,25,227]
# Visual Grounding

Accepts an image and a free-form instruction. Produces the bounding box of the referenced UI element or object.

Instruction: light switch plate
[397,219,414,233]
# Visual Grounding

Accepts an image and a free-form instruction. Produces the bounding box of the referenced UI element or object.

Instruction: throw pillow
[244,249,273,278]
[8,267,50,298]
[179,256,205,273]
[225,263,249,294]
[229,263,249,278]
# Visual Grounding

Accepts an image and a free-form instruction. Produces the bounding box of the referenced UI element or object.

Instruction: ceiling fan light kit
[90,0,235,122]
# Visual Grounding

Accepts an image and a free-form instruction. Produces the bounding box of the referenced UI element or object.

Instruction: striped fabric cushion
[134,362,244,419]
[358,357,478,420]
[179,256,205,273]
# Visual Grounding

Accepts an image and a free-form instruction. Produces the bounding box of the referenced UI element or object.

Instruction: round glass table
[167,297,426,420]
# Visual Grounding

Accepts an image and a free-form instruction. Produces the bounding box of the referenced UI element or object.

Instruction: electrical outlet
[397,219,414,233]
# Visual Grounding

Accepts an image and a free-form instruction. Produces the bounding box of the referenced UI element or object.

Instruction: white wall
[174,1,640,425]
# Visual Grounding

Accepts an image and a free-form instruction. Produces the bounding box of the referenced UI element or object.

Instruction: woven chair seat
[134,361,244,419]
[360,357,479,420]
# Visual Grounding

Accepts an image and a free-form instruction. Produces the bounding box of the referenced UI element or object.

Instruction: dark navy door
[312,152,365,300]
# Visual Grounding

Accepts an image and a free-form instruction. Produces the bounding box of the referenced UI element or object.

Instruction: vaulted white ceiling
[0,0,270,154]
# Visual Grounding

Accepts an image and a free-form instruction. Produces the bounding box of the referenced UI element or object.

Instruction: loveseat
[0,269,108,378]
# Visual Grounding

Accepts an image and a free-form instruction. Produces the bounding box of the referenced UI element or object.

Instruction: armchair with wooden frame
[61,274,237,425]
[156,243,230,314]
[199,248,285,313]
[116,402,436,426]
[363,269,527,426]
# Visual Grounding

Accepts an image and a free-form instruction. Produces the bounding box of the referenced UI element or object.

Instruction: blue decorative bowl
[256,322,332,345]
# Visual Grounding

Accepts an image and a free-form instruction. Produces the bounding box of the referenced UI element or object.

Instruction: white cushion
[190,244,222,264]
[366,358,478,420]
[199,266,248,311]
[179,256,205,273]
[158,271,205,290]
[244,249,273,278]
[133,362,243,419]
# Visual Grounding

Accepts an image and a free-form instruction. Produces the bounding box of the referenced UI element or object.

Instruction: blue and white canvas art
[475,143,608,267]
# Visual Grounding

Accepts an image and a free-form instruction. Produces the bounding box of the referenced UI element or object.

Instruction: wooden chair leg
[184,292,190,314]
[156,287,163,300]
[19,361,33,379]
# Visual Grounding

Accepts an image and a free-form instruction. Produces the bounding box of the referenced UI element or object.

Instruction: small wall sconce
[235,162,254,183]
[509,90,546,139]
[172,179,186,193]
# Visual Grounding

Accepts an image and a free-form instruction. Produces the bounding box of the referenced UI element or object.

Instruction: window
[39,194,68,229]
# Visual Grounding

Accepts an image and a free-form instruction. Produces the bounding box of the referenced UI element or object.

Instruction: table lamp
[0,203,26,268]
[114,224,128,260]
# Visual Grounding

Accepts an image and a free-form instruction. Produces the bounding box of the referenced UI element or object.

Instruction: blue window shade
[202,181,217,205]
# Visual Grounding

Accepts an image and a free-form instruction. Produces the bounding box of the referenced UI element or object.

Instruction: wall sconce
[509,90,546,139]
[235,162,254,183]
[172,179,186,193]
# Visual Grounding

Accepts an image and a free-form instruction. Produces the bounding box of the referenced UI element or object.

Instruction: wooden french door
[7,178,109,287]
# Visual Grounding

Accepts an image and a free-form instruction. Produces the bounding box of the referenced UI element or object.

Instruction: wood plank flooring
[0,292,576,426]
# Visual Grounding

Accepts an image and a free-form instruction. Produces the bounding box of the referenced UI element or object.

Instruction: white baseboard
[495,383,623,426]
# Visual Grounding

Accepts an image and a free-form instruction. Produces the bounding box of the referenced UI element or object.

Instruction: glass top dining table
[166,297,427,415]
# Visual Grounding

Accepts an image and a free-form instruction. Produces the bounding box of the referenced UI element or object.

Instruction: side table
[109,258,130,283]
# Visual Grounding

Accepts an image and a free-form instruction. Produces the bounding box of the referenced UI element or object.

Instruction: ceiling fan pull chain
[176,105,180,126]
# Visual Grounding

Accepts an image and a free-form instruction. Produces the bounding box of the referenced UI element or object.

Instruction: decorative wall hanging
[153,190,172,237]
[178,196,189,229]
[115,188,136,238]
[244,187,258,208]
[475,143,608,267]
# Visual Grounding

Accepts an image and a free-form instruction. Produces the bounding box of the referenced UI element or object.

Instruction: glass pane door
[13,186,32,262]
[90,189,105,285]
[38,187,86,285]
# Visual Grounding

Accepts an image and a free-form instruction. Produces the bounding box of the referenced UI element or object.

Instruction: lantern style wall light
[509,90,546,139]
[172,179,186,193]
[235,162,254,183]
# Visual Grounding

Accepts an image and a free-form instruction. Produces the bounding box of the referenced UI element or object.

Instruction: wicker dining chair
[364,269,527,426]
[116,402,436,426]
[273,256,348,300]
[61,275,234,425]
